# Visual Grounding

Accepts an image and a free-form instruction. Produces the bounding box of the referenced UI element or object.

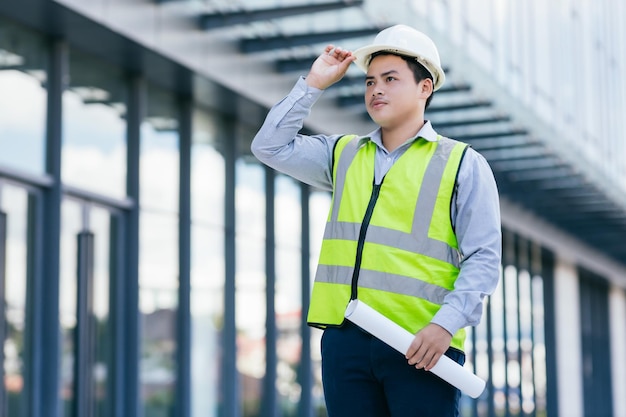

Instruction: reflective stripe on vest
[307,134,469,350]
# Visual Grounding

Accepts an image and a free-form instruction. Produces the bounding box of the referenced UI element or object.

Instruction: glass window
[553,4,578,139]
[59,198,114,417]
[308,191,330,280]
[505,1,525,100]
[576,1,595,149]
[0,183,29,416]
[59,199,82,415]
[504,264,521,413]
[275,175,302,414]
[464,0,495,73]
[517,268,535,415]
[190,109,224,226]
[489,273,507,415]
[531,273,547,414]
[468,234,548,416]
[90,206,112,416]
[447,0,466,47]
[235,158,265,417]
[190,107,224,417]
[461,300,490,416]
[530,0,555,123]
[308,190,331,412]
[139,84,180,416]
[0,18,47,175]
[422,0,449,34]
[62,48,127,199]
[579,270,613,416]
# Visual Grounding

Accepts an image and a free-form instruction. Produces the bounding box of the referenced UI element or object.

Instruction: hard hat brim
[353,44,445,90]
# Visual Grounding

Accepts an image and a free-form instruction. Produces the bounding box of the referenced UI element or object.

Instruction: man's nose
[372,86,384,96]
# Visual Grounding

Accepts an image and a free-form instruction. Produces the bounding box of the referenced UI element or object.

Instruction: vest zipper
[350,180,383,300]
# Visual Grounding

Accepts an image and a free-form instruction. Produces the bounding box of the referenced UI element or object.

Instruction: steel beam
[425,100,492,113]
[490,157,562,172]
[434,114,510,128]
[480,146,547,161]
[507,166,574,182]
[276,56,316,73]
[200,0,363,30]
[454,128,528,142]
[240,27,380,53]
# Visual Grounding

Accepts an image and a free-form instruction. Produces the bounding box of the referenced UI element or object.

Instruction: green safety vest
[307,134,469,351]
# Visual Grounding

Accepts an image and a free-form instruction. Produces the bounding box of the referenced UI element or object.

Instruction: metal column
[0,211,7,416]
[222,120,239,417]
[298,184,313,417]
[40,39,66,417]
[73,231,96,417]
[262,167,277,417]
[541,249,558,417]
[123,75,144,417]
[176,97,192,417]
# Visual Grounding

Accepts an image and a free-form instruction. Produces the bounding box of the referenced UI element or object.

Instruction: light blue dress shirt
[251,77,502,338]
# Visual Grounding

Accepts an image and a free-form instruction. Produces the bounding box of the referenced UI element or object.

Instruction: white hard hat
[353,24,445,91]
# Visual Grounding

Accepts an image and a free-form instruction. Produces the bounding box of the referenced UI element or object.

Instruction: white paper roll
[344,299,486,399]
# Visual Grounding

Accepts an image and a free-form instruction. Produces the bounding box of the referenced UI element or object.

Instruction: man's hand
[305,45,356,90]
[406,323,453,371]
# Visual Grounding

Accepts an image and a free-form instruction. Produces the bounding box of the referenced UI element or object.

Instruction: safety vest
[307,134,469,350]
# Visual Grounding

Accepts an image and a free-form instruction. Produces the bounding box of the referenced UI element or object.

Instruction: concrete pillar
[610,286,626,417]
[554,258,583,417]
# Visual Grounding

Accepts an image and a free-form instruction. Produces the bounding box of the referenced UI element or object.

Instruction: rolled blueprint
[344,299,486,398]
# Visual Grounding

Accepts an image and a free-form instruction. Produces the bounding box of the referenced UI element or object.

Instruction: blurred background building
[1,0,625,416]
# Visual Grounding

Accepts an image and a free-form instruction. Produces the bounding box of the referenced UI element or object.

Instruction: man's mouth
[370,99,387,108]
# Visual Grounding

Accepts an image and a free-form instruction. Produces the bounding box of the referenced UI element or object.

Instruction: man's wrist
[304,73,326,90]
[430,322,453,338]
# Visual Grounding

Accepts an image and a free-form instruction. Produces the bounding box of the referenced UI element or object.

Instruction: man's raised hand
[305,45,356,90]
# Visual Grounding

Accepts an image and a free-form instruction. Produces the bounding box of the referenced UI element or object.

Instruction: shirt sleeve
[250,77,343,191]
[431,147,502,336]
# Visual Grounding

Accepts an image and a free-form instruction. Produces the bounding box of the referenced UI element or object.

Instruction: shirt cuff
[431,304,467,337]
[294,76,324,104]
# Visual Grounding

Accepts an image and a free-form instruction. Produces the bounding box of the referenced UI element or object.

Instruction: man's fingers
[405,338,422,363]
[325,45,354,62]
[421,352,441,371]
[409,350,441,370]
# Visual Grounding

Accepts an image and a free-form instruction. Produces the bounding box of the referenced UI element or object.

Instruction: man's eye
[386,77,395,82]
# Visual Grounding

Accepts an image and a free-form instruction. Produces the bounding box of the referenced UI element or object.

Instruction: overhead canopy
[189,0,626,264]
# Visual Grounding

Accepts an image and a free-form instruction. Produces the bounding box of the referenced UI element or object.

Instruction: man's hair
[369,51,435,108]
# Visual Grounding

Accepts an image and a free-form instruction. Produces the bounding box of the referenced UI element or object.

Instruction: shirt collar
[357,120,439,148]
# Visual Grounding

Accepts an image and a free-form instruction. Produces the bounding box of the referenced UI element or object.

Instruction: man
[251,24,501,417]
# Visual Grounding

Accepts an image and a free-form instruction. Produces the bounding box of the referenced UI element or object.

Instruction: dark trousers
[321,321,464,417]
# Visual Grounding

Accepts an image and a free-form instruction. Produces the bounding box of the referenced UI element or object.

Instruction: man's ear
[419,78,434,97]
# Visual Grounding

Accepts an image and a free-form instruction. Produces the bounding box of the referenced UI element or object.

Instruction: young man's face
[364,54,431,129]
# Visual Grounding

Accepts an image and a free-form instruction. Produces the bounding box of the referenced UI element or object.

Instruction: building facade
[1,0,625,417]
